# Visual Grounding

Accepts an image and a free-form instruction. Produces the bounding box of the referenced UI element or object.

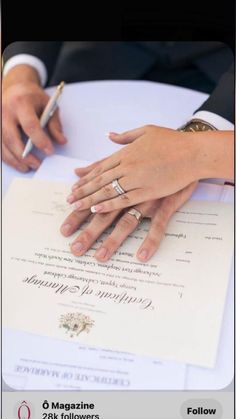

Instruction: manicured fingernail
[72,242,83,253]
[67,194,74,204]
[95,247,108,259]
[107,132,118,137]
[75,201,82,209]
[138,249,148,261]
[91,204,103,213]
[61,224,71,235]
[44,147,53,155]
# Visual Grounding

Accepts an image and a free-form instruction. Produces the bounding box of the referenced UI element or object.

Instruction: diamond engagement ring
[112,179,126,195]
[127,208,143,222]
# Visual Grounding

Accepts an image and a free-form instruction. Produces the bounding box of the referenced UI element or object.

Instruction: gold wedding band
[127,208,143,223]
[112,179,126,195]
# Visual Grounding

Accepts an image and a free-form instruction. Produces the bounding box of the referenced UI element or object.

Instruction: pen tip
[58,81,65,92]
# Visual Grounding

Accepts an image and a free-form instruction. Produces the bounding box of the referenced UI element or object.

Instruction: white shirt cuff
[192,110,234,130]
[3,54,48,86]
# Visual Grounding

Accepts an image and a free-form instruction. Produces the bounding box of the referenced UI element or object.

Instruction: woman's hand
[61,181,197,263]
[2,65,67,172]
[66,125,202,213]
[67,125,233,214]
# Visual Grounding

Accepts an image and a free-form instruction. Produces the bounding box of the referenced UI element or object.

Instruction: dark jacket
[3,41,234,123]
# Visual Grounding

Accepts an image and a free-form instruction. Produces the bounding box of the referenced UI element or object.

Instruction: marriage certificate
[3,178,234,367]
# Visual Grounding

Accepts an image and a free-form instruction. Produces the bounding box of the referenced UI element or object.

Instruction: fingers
[69,177,144,213]
[136,200,173,262]
[74,151,122,187]
[60,208,91,237]
[2,81,67,172]
[108,127,146,144]
[85,180,197,217]
[17,101,54,155]
[63,181,197,264]
[94,209,141,262]
[89,189,146,213]
[136,182,198,262]
[2,143,29,172]
[47,108,68,145]
[2,121,41,171]
[67,167,124,204]
[94,199,158,262]
[70,211,120,257]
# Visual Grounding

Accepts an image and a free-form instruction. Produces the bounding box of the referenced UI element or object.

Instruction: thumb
[107,127,146,144]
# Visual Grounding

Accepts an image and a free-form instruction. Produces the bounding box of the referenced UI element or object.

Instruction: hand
[66,125,201,213]
[61,181,197,262]
[2,64,67,172]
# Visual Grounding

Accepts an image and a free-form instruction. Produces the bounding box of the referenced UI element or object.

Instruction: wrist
[3,64,41,92]
[191,131,234,180]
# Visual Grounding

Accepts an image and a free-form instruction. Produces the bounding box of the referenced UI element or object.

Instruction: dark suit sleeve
[3,42,63,83]
[194,63,234,124]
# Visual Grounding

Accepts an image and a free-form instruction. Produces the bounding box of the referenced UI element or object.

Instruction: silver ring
[112,179,125,195]
[127,208,143,223]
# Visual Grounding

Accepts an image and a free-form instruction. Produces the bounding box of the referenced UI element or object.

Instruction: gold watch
[178,118,217,132]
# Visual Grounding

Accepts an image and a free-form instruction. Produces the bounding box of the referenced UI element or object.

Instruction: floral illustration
[59,312,94,338]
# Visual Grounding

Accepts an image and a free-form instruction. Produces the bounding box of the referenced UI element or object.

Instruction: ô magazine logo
[14,401,34,419]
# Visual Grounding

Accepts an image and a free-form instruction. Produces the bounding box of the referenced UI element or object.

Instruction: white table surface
[2,80,234,390]
[3,80,209,194]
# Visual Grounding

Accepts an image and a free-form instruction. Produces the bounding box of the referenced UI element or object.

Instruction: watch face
[193,122,211,131]
[183,122,214,132]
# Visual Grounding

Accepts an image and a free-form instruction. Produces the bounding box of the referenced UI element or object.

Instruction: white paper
[2,328,186,390]
[3,177,233,368]
[3,160,187,392]
[3,156,234,390]
[33,155,90,183]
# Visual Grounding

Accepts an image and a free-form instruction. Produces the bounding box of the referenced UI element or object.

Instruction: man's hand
[2,64,67,172]
[60,182,197,262]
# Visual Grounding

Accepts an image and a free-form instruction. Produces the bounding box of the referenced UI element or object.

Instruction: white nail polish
[67,194,74,204]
